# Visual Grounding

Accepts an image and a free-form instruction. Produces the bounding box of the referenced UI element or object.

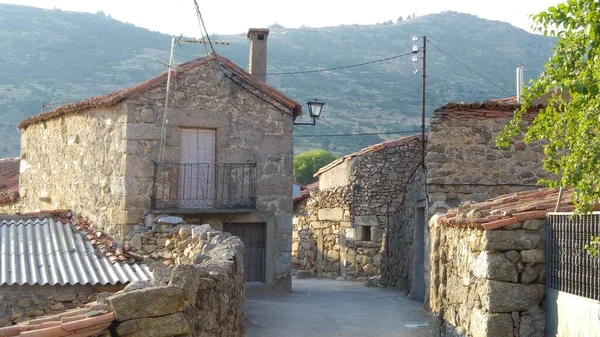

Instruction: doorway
[223,222,266,282]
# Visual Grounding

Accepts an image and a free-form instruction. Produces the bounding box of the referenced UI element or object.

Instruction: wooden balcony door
[178,129,216,208]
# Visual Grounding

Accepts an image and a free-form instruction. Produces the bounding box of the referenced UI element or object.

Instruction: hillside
[0,5,555,157]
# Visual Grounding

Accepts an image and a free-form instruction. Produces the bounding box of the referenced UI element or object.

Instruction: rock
[130,235,143,250]
[123,281,154,292]
[17,299,31,307]
[192,253,211,264]
[157,216,184,226]
[192,224,212,238]
[372,254,382,267]
[367,276,381,287]
[25,309,45,317]
[470,308,513,337]
[356,277,368,282]
[294,270,313,279]
[178,226,193,240]
[144,245,158,253]
[335,276,344,281]
[114,312,191,337]
[50,303,66,311]
[520,266,538,284]
[317,208,344,221]
[522,220,544,230]
[108,286,184,321]
[519,307,545,337]
[54,294,77,302]
[327,250,339,260]
[482,230,541,251]
[168,264,201,304]
[504,250,521,263]
[479,280,545,312]
[472,252,518,283]
[521,249,545,263]
[362,264,375,275]
[144,214,154,228]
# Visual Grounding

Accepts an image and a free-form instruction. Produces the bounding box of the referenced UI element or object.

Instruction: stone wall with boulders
[0,284,122,327]
[428,216,546,337]
[426,114,549,217]
[383,167,426,293]
[108,224,245,337]
[293,137,424,282]
[17,107,129,237]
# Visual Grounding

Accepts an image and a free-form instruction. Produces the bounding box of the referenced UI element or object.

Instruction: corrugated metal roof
[0,217,152,286]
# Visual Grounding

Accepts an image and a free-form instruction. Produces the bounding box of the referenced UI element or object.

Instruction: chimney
[516,64,524,103]
[247,28,270,82]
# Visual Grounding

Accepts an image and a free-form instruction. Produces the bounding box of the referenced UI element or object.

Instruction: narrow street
[244,278,431,337]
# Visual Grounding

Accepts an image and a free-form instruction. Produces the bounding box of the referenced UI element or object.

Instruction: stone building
[0,211,150,327]
[0,158,19,213]
[292,135,427,297]
[6,28,298,291]
[426,98,549,217]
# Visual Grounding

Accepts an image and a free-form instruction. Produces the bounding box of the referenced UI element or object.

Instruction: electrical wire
[425,38,513,96]
[294,130,427,138]
[256,52,416,76]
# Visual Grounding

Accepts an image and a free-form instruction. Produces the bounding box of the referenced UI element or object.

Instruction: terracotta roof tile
[0,303,114,337]
[18,53,301,130]
[0,158,19,205]
[436,188,596,230]
[314,134,426,177]
[293,181,319,203]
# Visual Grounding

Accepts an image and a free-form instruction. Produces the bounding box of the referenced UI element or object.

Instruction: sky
[0,0,561,36]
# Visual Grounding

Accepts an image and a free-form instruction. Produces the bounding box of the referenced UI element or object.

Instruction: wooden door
[223,223,266,282]
[179,129,216,208]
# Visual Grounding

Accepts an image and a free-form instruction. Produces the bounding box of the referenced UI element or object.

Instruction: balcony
[151,162,257,213]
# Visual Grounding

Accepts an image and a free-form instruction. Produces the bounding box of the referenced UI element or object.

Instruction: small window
[360,226,371,241]
[257,34,265,40]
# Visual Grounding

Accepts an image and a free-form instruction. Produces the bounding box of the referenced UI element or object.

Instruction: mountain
[0,5,555,158]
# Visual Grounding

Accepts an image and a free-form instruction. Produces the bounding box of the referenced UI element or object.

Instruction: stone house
[292,135,428,298]
[426,98,549,217]
[0,211,150,327]
[0,158,19,213]
[6,29,298,291]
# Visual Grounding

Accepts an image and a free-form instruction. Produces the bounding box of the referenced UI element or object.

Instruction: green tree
[497,0,600,213]
[293,149,337,185]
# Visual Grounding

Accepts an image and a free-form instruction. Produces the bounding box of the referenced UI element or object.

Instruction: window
[360,225,371,241]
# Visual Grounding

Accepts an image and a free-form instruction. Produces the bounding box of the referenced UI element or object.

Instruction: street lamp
[294,98,326,125]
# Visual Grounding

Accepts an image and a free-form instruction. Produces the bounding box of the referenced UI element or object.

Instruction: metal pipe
[421,36,427,168]
[158,37,176,162]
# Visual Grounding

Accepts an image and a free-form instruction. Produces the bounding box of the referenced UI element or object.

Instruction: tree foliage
[293,149,337,185]
[497,0,600,213]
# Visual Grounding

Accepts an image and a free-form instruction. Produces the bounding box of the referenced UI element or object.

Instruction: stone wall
[108,225,245,337]
[428,216,546,337]
[18,107,129,236]
[292,187,351,279]
[426,114,549,216]
[0,284,123,327]
[383,167,426,293]
[293,138,423,281]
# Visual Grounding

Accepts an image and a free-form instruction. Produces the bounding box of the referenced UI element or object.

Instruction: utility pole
[412,36,427,168]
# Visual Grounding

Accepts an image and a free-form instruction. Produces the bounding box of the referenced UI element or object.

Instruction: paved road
[244,278,431,337]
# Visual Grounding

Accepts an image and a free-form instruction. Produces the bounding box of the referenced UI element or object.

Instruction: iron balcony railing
[151,162,257,211]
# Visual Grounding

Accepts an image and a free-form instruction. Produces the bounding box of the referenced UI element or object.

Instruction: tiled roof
[435,188,595,230]
[433,100,544,121]
[314,134,425,177]
[0,158,19,205]
[0,212,152,286]
[293,181,319,203]
[0,302,114,337]
[18,53,302,129]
